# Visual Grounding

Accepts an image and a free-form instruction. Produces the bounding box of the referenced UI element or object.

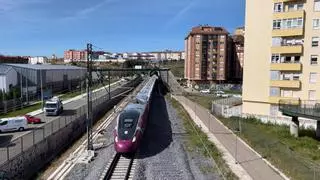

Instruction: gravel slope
[133,95,220,180]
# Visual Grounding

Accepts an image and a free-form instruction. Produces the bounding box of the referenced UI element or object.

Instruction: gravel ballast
[133,95,221,180]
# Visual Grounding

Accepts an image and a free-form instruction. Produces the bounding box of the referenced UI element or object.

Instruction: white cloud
[164,0,197,28]
[61,0,116,22]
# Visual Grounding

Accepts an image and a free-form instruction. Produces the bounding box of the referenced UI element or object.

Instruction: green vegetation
[219,116,320,180]
[160,60,184,78]
[185,93,220,109]
[187,93,320,180]
[168,96,238,179]
[222,90,242,95]
[0,103,41,118]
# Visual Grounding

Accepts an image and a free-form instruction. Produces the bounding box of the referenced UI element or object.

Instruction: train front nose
[115,140,137,153]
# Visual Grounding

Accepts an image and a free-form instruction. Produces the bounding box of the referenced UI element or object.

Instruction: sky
[0,0,245,57]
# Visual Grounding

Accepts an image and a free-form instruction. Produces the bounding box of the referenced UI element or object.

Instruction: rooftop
[5,64,85,70]
[0,66,13,75]
[185,25,229,39]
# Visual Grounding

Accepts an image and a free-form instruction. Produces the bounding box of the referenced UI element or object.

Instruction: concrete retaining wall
[0,77,141,180]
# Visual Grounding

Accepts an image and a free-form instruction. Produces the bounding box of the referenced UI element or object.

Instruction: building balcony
[270,80,301,88]
[273,10,305,19]
[269,96,300,105]
[270,63,302,71]
[272,28,304,37]
[271,45,303,54]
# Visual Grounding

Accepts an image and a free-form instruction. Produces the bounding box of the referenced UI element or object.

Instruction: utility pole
[86,43,93,150]
[40,69,44,109]
[26,75,29,104]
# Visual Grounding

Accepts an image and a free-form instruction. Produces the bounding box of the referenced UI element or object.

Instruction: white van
[0,117,28,133]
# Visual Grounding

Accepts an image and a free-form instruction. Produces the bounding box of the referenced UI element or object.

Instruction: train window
[118,110,140,140]
[124,119,134,128]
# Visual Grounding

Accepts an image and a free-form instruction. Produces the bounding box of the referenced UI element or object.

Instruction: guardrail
[279,99,320,119]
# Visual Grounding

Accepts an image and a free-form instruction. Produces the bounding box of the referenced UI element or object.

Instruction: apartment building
[243,0,319,116]
[230,27,245,81]
[64,49,87,62]
[185,25,229,86]
[149,50,185,61]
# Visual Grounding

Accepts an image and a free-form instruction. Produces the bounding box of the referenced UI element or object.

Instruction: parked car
[24,115,41,124]
[200,89,210,94]
[0,117,28,133]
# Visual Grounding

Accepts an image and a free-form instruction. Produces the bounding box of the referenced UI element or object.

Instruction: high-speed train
[114,74,158,153]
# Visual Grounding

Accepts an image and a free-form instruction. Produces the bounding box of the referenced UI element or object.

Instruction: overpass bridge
[279,99,320,138]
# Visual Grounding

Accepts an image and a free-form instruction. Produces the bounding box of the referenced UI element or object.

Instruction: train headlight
[115,136,118,142]
[132,136,136,143]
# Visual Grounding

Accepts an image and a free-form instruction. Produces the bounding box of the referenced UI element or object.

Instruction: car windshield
[45,103,57,108]
[117,110,140,140]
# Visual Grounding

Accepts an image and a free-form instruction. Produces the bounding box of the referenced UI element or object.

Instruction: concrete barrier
[0,77,142,180]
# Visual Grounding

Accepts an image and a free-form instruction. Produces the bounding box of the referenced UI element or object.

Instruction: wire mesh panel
[33,129,44,144]
[22,132,34,151]
[52,119,60,133]
[43,123,52,138]
[0,147,8,165]
[8,138,22,160]
[59,117,66,128]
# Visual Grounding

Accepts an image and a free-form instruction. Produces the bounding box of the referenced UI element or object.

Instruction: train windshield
[118,110,140,140]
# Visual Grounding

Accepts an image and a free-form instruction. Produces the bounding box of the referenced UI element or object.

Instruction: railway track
[48,78,147,180]
[100,153,136,180]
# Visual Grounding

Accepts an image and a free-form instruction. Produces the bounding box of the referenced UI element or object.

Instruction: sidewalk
[173,95,288,180]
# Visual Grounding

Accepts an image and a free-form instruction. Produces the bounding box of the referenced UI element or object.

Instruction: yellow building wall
[243,0,273,115]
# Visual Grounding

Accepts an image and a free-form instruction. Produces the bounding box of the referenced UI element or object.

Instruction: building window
[273,20,282,29]
[310,72,317,83]
[315,0,320,11]
[271,54,280,63]
[311,55,318,65]
[313,19,320,29]
[270,87,280,96]
[293,73,300,80]
[270,71,280,80]
[312,37,319,47]
[297,4,304,10]
[274,3,283,12]
[294,56,301,63]
[272,37,281,46]
[309,90,316,100]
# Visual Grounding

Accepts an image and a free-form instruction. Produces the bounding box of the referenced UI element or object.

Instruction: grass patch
[160,61,184,78]
[167,96,238,179]
[185,93,221,110]
[222,90,242,95]
[0,103,42,118]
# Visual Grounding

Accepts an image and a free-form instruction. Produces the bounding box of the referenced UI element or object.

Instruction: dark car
[24,115,41,124]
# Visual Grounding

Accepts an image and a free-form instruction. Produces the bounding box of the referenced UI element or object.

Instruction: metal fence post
[21,137,23,153]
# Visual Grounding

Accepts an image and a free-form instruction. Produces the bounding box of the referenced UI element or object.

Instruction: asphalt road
[0,81,124,143]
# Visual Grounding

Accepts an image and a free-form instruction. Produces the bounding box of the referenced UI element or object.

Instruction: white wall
[0,68,18,92]
[29,57,48,64]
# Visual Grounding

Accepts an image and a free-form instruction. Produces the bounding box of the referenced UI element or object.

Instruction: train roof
[136,75,157,104]
[123,103,145,114]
